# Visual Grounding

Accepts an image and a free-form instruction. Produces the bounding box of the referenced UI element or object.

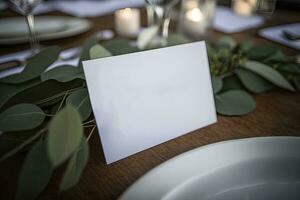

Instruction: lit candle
[184,8,207,37]
[233,0,255,16]
[182,0,198,10]
[115,8,140,38]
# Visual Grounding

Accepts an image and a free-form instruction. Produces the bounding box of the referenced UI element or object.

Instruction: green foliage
[66,88,92,121]
[211,76,223,94]
[241,61,295,91]
[0,103,45,132]
[235,68,274,93]
[247,45,277,60]
[89,44,112,60]
[60,138,89,191]
[102,38,139,55]
[16,139,53,200]
[0,46,60,84]
[0,35,299,199]
[47,105,83,167]
[41,65,85,82]
[0,79,41,109]
[215,90,256,116]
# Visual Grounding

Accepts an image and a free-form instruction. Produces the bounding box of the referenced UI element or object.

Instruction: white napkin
[213,6,264,33]
[0,47,80,79]
[259,23,300,51]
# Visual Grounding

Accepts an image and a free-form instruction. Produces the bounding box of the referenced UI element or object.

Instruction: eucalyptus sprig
[0,35,299,199]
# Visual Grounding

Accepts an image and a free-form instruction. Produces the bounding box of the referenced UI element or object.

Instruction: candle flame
[186,8,204,22]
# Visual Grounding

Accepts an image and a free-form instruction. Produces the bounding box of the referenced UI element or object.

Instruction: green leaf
[240,41,253,52]
[215,90,256,116]
[235,68,274,93]
[278,63,300,74]
[47,105,83,167]
[0,46,60,84]
[242,61,295,91]
[292,76,300,91]
[222,75,245,92]
[66,88,92,121]
[247,45,277,60]
[41,65,85,83]
[167,34,190,46]
[0,103,45,132]
[217,36,236,49]
[60,138,89,191]
[211,76,223,94]
[264,49,287,63]
[16,139,53,200]
[89,44,112,60]
[78,37,98,71]
[102,38,139,56]
[0,79,41,109]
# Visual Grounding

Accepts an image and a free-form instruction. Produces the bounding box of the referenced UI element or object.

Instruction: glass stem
[154,7,171,46]
[26,14,40,54]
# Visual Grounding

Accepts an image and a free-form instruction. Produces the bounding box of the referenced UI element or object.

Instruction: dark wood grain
[0,7,299,200]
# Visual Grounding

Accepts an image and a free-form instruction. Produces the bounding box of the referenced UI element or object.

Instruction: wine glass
[145,0,181,46]
[9,0,41,54]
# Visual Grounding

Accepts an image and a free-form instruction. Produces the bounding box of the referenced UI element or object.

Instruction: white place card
[83,42,217,164]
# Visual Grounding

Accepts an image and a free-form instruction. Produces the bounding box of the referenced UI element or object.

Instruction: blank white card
[83,41,217,164]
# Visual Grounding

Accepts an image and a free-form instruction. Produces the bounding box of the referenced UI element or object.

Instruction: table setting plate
[0,16,92,45]
[120,136,300,200]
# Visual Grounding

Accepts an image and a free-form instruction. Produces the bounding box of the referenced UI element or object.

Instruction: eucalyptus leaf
[47,105,83,167]
[89,44,112,60]
[0,79,41,110]
[278,63,300,74]
[1,80,83,111]
[264,49,287,63]
[41,65,85,83]
[235,68,274,93]
[217,36,236,49]
[78,37,98,71]
[242,61,295,91]
[0,103,45,132]
[167,34,190,46]
[215,90,256,116]
[247,45,277,60]
[0,46,60,84]
[292,76,300,91]
[222,75,245,92]
[66,88,92,121]
[102,38,139,56]
[60,138,89,191]
[211,76,223,94]
[16,139,53,200]
[240,41,253,52]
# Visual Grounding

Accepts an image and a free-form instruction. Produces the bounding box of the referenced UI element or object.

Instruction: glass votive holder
[178,0,216,40]
[115,8,141,38]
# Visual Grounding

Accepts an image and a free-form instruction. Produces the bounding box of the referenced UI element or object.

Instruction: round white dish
[120,136,300,200]
[0,16,92,45]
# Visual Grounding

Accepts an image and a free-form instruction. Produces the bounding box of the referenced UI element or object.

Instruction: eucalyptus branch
[56,90,69,113]
[82,119,95,126]
[0,127,47,162]
[86,126,96,142]
[34,86,85,105]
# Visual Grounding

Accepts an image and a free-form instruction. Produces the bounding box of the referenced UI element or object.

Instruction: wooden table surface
[0,7,300,200]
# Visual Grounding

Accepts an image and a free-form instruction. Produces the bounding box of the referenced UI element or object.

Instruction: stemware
[145,0,181,46]
[9,0,41,54]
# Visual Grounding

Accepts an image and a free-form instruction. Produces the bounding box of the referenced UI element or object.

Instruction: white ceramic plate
[0,16,92,45]
[120,137,300,200]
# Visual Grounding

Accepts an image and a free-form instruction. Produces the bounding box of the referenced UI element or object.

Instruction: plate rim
[0,16,92,45]
[119,136,300,200]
